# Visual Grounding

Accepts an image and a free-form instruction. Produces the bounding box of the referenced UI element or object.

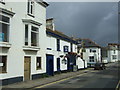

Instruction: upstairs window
[64,46,69,52]
[31,26,39,46]
[25,24,28,45]
[0,15,10,42]
[57,39,60,51]
[24,24,39,47]
[70,43,73,52]
[0,56,7,73]
[28,0,35,17]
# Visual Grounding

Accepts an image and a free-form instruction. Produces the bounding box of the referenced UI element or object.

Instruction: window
[24,25,39,47]
[89,56,94,62]
[57,39,60,51]
[0,56,7,73]
[36,57,41,70]
[28,0,35,16]
[0,15,9,42]
[31,26,39,46]
[63,46,69,52]
[25,24,28,45]
[90,49,92,52]
[0,0,5,4]
[70,43,73,52]
[112,55,117,59]
[113,50,116,54]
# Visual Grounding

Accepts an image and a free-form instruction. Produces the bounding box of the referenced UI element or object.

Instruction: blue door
[57,58,60,72]
[46,55,54,76]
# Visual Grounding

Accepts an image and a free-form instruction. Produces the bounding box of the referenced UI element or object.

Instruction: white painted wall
[108,50,119,62]
[83,47,101,63]
[0,1,47,80]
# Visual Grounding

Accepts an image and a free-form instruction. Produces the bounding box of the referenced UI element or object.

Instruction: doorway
[24,56,31,81]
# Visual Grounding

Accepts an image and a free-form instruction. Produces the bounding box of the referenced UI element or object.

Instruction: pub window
[0,15,10,42]
[28,0,35,16]
[57,39,60,51]
[31,26,39,46]
[0,0,5,4]
[63,46,69,52]
[70,43,73,52]
[0,56,7,73]
[36,57,41,70]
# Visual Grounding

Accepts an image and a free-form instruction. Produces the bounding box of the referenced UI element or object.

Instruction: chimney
[46,18,55,31]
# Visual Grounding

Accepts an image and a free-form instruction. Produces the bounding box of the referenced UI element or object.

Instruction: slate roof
[76,38,101,48]
[46,28,77,44]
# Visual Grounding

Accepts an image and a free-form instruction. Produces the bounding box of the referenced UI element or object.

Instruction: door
[46,55,54,76]
[24,56,31,81]
[57,58,60,72]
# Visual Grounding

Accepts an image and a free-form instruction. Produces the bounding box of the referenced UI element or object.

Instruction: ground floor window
[0,56,7,73]
[112,55,117,59]
[89,56,94,62]
[36,57,41,70]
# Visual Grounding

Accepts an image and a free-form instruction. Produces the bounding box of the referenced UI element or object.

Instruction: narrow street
[35,62,120,89]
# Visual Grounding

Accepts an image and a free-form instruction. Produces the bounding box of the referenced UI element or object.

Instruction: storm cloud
[46,2,118,46]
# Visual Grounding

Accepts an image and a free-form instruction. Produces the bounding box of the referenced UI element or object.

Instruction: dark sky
[46,2,118,46]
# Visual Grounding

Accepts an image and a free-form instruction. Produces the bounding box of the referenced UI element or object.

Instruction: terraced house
[107,43,120,62]
[46,18,85,75]
[0,0,49,85]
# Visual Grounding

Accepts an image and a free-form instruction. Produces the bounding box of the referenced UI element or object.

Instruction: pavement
[2,62,119,89]
[2,68,92,89]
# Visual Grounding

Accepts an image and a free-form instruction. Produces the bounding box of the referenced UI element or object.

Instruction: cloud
[47,2,118,46]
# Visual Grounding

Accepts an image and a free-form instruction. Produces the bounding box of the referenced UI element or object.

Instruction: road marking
[116,80,120,90]
[35,73,86,88]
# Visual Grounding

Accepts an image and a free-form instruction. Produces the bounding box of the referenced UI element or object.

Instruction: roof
[76,38,101,48]
[108,43,120,46]
[46,28,77,44]
[37,0,49,7]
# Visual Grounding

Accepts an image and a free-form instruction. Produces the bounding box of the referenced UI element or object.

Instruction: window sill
[23,46,40,51]
[27,13,35,18]
[0,42,11,48]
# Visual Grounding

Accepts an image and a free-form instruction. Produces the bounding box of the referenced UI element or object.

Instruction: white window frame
[28,0,35,16]
[0,14,10,43]
[24,23,39,47]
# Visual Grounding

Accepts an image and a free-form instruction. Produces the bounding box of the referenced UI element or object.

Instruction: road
[35,62,120,89]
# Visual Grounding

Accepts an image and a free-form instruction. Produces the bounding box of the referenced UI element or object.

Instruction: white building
[77,39,101,67]
[107,43,120,62]
[0,0,49,85]
[46,18,85,75]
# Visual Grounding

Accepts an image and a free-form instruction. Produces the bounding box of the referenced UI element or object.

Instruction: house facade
[46,18,85,75]
[0,0,49,85]
[77,39,101,66]
[107,43,120,62]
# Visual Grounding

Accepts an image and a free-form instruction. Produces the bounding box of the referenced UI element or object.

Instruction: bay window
[0,15,9,42]
[24,24,39,47]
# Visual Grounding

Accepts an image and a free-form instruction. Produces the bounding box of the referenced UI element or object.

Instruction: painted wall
[83,47,101,63]
[0,1,47,80]
[108,50,119,62]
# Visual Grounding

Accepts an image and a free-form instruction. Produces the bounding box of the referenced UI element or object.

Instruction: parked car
[102,59,108,64]
[94,63,106,70]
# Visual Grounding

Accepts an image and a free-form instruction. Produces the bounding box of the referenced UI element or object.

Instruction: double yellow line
[116,80,120,90]
[35,73,86,88]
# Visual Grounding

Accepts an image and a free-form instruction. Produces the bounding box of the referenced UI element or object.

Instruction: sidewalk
[2,68,93,89]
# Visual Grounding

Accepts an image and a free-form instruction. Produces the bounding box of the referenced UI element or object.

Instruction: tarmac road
[35,62,120,89]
